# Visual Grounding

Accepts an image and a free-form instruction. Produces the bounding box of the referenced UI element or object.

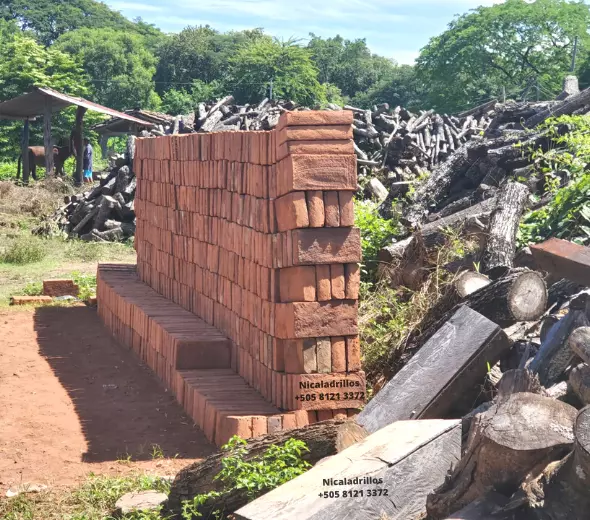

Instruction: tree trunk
[525,87,590,128]
[481,182,530,278]
[44,97,53,177]
[21,118,30,184]
[568,327,590,365]
[426,393,578,519]
[166,420,367,516]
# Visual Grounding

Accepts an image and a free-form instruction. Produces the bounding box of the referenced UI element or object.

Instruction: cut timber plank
[357,306,511,434]
[234,419,461,520]
[530,238,590,287]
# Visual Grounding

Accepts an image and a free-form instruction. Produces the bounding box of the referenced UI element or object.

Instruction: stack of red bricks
[97,110,365,446]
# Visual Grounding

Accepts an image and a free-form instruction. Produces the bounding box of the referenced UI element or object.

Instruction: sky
[106,0,505,64]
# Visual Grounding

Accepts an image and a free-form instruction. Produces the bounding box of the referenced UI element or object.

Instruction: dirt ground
[0,305,215,493]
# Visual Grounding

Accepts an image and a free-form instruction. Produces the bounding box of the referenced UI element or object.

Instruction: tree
[0,27,90,158]
[160,80,224,115]
[54,28,157,111]
[230,38,325,106]
[307,34,396,99]
[416,0,590,113]
[0,0,150,46]
[352,65,427,110]
[155,26,265,92]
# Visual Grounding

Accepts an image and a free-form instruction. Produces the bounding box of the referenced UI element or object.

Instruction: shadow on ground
[33,305,215,463]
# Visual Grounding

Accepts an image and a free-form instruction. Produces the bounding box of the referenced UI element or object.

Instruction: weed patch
[0,237,46,264]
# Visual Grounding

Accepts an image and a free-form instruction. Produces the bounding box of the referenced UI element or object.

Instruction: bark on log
[525,406,590,520]
[481,182,530,278]
[426,393,577,519]
[166,420,367,515]
[525,87,590,128]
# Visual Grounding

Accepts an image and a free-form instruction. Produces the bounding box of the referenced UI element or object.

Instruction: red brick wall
[133,110,365,411]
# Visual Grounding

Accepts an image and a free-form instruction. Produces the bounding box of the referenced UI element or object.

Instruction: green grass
[0,473,173,520]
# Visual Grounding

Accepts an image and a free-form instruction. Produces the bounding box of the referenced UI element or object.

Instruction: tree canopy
[416,0,590,112]
[55,27,158,111]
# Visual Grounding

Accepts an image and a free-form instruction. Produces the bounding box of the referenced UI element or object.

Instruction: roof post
[21,118,30,184]
[44,96,53,177]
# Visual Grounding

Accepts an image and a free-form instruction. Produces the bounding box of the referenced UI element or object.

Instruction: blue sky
[106,0,504,64]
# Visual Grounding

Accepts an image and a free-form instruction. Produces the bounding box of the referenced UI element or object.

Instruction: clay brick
[43,279,79,297]
[330,264,345,299]
[338,191,355,227]
[216,415,253,446]
[278,125,353,146]
[275,301,358,339]
[323,191,340,227]
[316,338,331,374]
[277,140,354,161]
[292,228,361,265]
[174,338,231,369]
[279,266,316,303]
[306,191,325,228]
[291,372,366,410]
[344,263,360,300]
[282,412,297,431]
[293,409,309,428]
[346,336,361,372]
[10,295,53,305]
[278,110,353,129]
[278,155,357,196]
[267,415,283,434]
[330,337,346,373]
[275,192,309,232]
[315,265,331,302]
[251,415,268,438]
[317,410,333,422]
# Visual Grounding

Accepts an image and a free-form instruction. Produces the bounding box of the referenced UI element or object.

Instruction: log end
[508,271,548,322]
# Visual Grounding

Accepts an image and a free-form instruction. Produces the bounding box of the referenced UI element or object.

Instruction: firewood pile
[35,138,137,241]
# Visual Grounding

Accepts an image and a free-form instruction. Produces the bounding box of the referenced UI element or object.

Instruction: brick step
[97,264,231,373]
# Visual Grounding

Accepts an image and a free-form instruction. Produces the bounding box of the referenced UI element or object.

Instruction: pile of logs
[38,139,137,242]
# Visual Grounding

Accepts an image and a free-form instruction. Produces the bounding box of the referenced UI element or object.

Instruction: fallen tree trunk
[480,181,530,278]
[166,420,367,515]
[524,86,590,128]
[426,393,577,519]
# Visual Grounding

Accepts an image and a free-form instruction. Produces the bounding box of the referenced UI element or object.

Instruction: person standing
[83,137,93,184]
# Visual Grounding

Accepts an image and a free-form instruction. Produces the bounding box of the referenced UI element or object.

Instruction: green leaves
[181,436,311,520]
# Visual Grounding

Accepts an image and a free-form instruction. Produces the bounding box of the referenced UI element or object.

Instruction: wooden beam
[530,238,590,286]
[44,97,53,176]
[21,118,30,184]
[357,306,511,434]
[234,420,461,520]
[73,106,87,186]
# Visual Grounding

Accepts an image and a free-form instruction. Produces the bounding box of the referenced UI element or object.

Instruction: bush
[354,199,398,280]
[0,238,46,264]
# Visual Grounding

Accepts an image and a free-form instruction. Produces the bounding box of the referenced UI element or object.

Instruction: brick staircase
[97,111,364,446]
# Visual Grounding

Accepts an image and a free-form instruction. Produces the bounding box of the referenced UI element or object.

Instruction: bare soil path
[0,305,215,493]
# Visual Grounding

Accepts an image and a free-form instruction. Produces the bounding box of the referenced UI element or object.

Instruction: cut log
[569,363,590,405]
[480,182,529,278]
[530,238,590,288]
[525,86,590,128]
[444,492,513,520]
[408,270,547,360]
[166,420,367,515]
[358,306,511,434]
[569,327,590,364]
[426,393,577,519]
[525,406,590,520]
[496,369,543,398]
[529,293,590,386]
[234,420,461,520]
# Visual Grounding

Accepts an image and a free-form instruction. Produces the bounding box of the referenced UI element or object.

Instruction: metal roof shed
[0,87,153,184]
